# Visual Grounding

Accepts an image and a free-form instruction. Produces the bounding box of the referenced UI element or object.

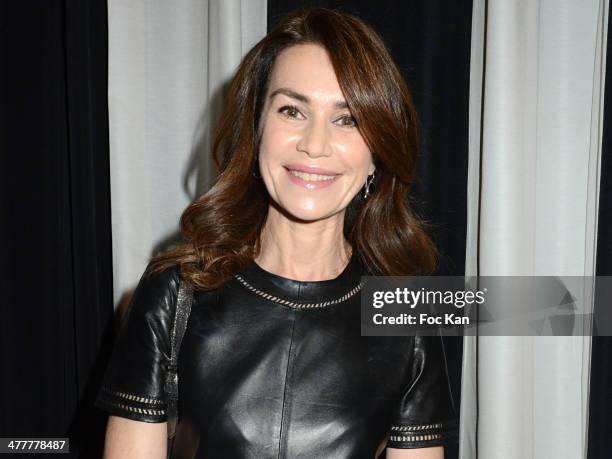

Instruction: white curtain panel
[464,1,608,459]
[107,0,267,306]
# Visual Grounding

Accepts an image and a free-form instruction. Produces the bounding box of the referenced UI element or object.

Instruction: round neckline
[237,250,364,303]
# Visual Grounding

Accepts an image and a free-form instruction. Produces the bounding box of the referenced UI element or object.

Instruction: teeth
[289,170,336,181]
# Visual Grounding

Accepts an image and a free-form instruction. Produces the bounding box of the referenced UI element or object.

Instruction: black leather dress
[95,251,458,458]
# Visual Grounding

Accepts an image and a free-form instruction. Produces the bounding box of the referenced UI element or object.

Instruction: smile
[289,170,336,181]
[285,168,340,190]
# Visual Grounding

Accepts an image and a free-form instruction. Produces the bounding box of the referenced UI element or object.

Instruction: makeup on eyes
[277,104,357,127]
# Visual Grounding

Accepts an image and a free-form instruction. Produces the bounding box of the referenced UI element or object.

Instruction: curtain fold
[467,1,608,458]
[461,0,486,456]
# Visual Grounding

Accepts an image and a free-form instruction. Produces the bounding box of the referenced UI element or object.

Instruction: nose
[296,117,331,158]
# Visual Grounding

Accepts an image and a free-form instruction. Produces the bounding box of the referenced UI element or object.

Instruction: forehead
[267,43,343,99]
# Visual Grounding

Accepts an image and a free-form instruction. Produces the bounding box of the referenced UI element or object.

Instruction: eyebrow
[268,87,349,110]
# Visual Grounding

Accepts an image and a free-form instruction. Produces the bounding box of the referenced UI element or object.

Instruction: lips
[288,169,336,181]
[283,164,340,176]
[284,166,340,190]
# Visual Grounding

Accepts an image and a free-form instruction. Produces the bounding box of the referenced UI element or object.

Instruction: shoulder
[128,262,182,318]
[112,262,183,359]
[141,262,182,295]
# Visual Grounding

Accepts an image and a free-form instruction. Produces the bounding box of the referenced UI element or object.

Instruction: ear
[368,154,377,175]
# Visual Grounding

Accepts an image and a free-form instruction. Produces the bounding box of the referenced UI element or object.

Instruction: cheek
[340,141,374,175]
[259,119,292,161]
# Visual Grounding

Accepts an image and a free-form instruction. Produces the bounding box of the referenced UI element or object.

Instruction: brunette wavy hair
[147,7,438,290]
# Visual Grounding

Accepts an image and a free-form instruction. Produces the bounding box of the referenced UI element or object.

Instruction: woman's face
[257,43,375,223]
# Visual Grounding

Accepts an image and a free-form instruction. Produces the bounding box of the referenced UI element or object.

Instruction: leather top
[95,252,458,458]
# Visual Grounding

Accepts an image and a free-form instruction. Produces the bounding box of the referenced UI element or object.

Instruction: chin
[279,201,342,223]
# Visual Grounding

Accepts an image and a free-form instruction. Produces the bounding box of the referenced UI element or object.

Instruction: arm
[386,446,444,459]
[94,264,181,457]
[102,416,167,459]
[385,336,458,453]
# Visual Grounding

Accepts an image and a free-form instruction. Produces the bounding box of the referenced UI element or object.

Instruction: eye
[335,114,358,128]
[278,105,303,119]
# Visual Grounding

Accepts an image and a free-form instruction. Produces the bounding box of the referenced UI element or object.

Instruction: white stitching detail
[112,402,165,416]
[389,433,443,442]
[113,390,165,405]
[390,423,444,431]
[102,386,165,406]
[233,275,364,309]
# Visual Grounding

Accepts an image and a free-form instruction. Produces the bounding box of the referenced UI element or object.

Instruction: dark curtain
[587,2,612,458]
[268,2,473,458]
[0,1,113,457]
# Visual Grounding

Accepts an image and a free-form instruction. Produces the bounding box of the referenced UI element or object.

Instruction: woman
[95,7,458,459]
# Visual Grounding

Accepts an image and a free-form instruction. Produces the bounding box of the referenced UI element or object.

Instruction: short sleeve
[387,335,459,449]
[94,263,180,423]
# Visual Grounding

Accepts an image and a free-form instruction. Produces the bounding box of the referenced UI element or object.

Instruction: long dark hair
[147,7,438,289]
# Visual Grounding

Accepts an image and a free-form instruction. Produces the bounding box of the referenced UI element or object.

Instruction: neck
[254,205,352,281]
